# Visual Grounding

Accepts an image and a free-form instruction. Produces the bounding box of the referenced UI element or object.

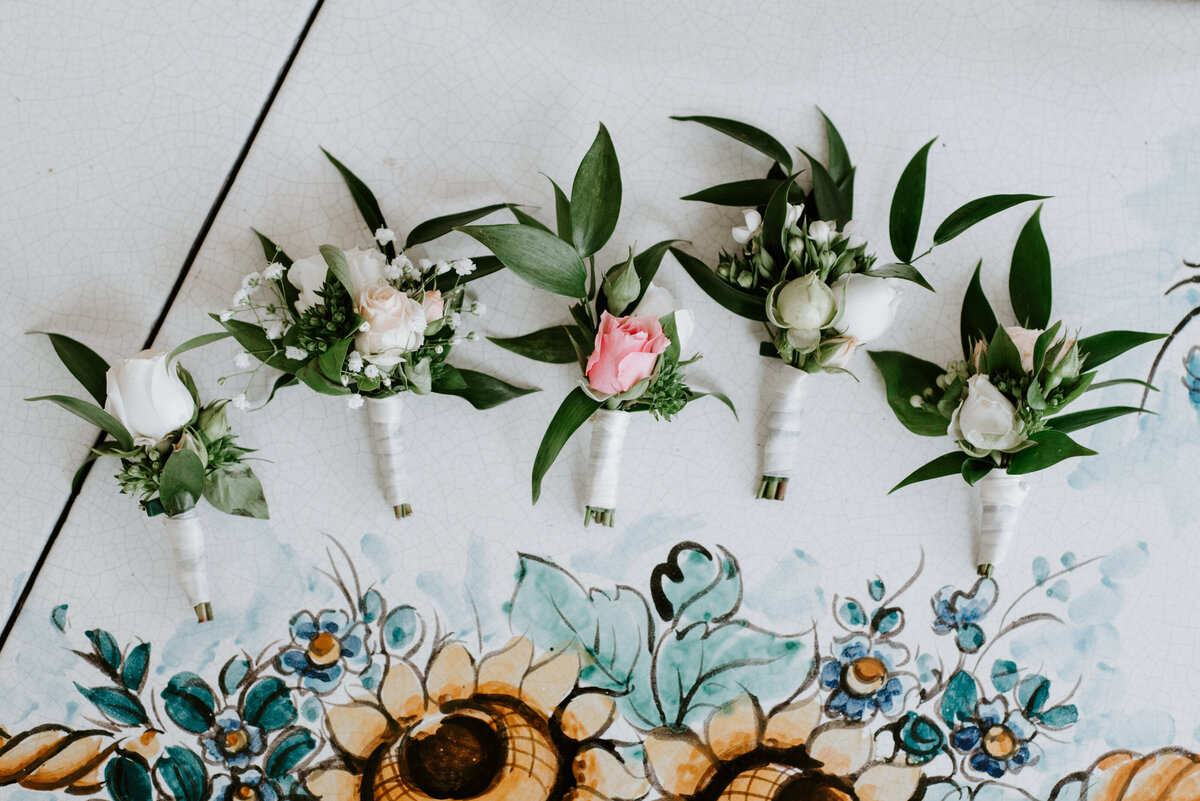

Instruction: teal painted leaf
[955,624,985,653]
[584,586,654,691]
[1009,205,1052,328]
[359,589,383,624]
[1016,674,1051,716]
[671,114,793,172]
[34,331,109,405]
[650,543,741,626]
[940,670,979,728]
[382,605,422,653]
[868,579,885,602]
[106,754,153,801]
[459,224,588,298]
[122,643,150,692]
[161,673,216,733]
[991,659,1019,693]
[570,123,622,258]
[896,712,945,765]
[933,193,1049,245]
[839,601,867,627]
[889,138,936,264]
[74,684,149,726]
[531,388,604,504]
[265,727,317,778]
[51,604,68,632]
[868,350,951,438]
[243,677,297,731]
[155,746,207,801]
[1035,704,1079,729]
[219,656,251,696]
[872,607,903,636]
[86,628,121,672]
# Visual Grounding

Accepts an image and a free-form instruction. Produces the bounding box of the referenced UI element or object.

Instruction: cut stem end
[584,506,615,527]
[757,476,788,501]
[194,602,214,623]
[977,563,994,578]
[394,504,412,519]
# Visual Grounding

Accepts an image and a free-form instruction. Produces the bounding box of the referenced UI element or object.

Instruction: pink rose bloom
[585,312,670,396]
[421,289,444,322]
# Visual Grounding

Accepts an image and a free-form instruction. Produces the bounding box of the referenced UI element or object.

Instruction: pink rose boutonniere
[461,124,733,526]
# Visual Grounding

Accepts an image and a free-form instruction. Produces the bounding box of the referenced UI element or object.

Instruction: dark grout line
[0,0,326,657]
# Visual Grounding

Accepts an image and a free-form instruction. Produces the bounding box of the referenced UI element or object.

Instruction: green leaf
[242,677,296,731]
[317,336,352,383]
[960,261,997,359]
[251,228,293,267]
[1032,321,1063,376]
[406,203,512,248]
[34,331,109,405]
[1088,377,1159,393]
[433,255,505,293]
[122,643,150,692]
[889,452,966,493]
[26,395,133,451]
[631,239,682,310]
[1009,205,1053,328]
[431,368,538,410]
[550,177,573,242]
[86,628,121,672]
[74,684,149,725]
[671,115,793,172]
[159,448,204,517]
[209,314,304,373]
[1045,405,1146,434]
[489,326,577,363]
[670,247,767,321]
[168,332,231,365]
[532,388,603,503]
[265,727,317,778]
[161,672,216,733]
[761,176,794,268]
[961,458,994,486]
[1077,330,1166,370]
[204,464,269,519]
[295,360,351,396]
[155,746,207,801]
[864,262,933,291]
[867,350,950,436]
[106,754,153,801]
[680,178,801,207]
[459,224,588,297]
[986,324,1024,376]
[933,193,1049,245]
[507,204,552,233]
[322,148,393,258]
[319,244,355,297]
[818,109,853,188]
[570,123,622,258]
[689,390,738,419]
[798,148,846,227]
[889,138,937,263]
[1007,429,1096,475]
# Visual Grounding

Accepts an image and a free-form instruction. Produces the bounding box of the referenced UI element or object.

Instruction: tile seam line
[0,0,326,656]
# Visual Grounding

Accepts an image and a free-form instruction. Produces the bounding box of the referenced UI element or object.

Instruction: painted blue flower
[819,634,916,721]
[210,767,280,801]
[951,696,1036,778]
[200,708,265,769]
[275,609,369,693]
[931,577,997,652]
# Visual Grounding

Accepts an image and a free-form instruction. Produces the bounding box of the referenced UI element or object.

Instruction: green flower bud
[196,401,231,441]
[602,249,640,315]
[174,430,208,470]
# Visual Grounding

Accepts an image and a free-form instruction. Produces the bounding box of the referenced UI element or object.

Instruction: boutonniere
[461,125,734,526]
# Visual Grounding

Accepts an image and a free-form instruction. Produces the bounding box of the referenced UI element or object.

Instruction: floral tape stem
[976,473,1030,576]
[365,394,411,519]
[759,363,806,500]
[164,508,212,623]
[585,409,630,527]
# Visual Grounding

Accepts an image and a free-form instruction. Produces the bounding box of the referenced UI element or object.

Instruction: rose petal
[854,763,923,801]
[575,745,650,800]
[644,729,716,797]
[379,660,426,722]
[705,695,762,761]
[477,637,534,697]
[425,643,476,704]
[763,697,822,749]
[325,702,389,761]
[561,692,617,741]
[305,767,362,801]
[808,724,874,776]
[520,650,581,717]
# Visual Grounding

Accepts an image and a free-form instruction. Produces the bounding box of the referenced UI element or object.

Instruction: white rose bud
[808,219,834,249]
[949,374,1027,454]
[772,273,837,331]
[355,286,426,368]
[105,350,196,447]
[732,209,763,245]
[1005,325,1042,373]
[634,283,693,353]
[831,274,902,344]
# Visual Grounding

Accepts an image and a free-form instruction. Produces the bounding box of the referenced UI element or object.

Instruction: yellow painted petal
[326,702,390,761]
[808,724,874,777]
[562,789,607,801]
[576,745,650,800]
[426,643,476,704]
[854,763,923,801]
[23,735,111,786]
[380,660,427,722]
[477,636,533,697]
[561,692,617,741]
[762,696,821,749]
[705,695,762,761]
[0,728,68,776]
[305,767,362,801]
[521,649,581,717]
[644,729,716,797]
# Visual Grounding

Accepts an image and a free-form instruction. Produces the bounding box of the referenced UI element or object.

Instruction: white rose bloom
[772,273,837,331]
[634,283,693,353]
[830,274,902,343]
[732,209,763,245]
[288,248,387,313]
[949,374,1027,455]
[842,219,867,249]
[105,350,196,447]
[355,286,426,367]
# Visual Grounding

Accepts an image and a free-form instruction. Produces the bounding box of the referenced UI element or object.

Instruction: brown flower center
[402,714,503,799]
[307,631,342,667]
[982,724,1019,760]
[223,728,249,754]
[844,656,888,697]
[233,785,259,801]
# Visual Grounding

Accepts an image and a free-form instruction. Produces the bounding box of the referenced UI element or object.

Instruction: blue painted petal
[827,691,851,716]
[1005,711,1035,742]
[871,639,908,670]
[876,680,903,715]
[842,694,869,721]
[226,752,251,770]
[838,634,870,661]
[957,578,997,623]
[200,736,224,764]
[820,659,842,688]
[341,635,370,673]
[951,725,981,751]
[240,767,266,783]
[211,774,232,799]
[340,622,367,656]
[1011,745,1032,766]
[317,608,349,634]
[215,710,242,730]
[301,663,344,694]
[976,697,1007,727]
[970,751,1006,778]
[276,649,308,674]
[259,782,280,801]
[246,724,266,755]
[289,611,317,642]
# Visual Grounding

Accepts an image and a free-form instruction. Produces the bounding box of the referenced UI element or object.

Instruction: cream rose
[769,273,837,353]
[949,374,1027,455]
[355,286,426,367]
[105,350,196,447]
[421,290,445,322]
[289,248,388,313]
[831,273,902,344]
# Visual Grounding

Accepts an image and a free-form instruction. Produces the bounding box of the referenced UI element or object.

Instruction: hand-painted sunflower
[643,695,923,801]
[303,637,648,801]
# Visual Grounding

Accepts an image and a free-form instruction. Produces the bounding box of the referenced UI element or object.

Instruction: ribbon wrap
[762,364,807,479]
[585,409,630,512]
[164,508,212,622]
[366,393,409,516]
[976,472,1030,571]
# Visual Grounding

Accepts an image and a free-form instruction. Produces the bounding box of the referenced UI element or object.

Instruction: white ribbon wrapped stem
[366,394,410,518]
[585,409,630,526]
[759,364,806,500]
[164,508,212,623]
[976,473,1030,575]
